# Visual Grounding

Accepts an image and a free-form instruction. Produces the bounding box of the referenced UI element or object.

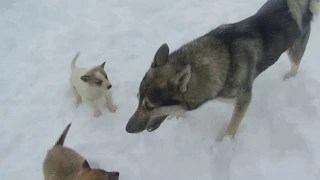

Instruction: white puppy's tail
[71,52,80,70]
[287,0,319,30]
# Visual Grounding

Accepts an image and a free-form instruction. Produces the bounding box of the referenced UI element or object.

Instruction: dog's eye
[96,80,102,85]
[144,102,155,111]
[145,105,154,111]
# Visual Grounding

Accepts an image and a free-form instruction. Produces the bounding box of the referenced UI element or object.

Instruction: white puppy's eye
[95,80,102,85]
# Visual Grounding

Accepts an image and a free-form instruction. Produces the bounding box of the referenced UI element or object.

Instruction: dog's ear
[151,43,169,68]
[169,64,191,93]
[100,61,106,68]
[81,75,90,82]
[82,159,91,170]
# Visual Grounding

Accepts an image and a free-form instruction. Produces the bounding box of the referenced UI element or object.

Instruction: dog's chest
[82,87,107,99]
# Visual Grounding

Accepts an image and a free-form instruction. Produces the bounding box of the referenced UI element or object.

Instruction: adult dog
[126,0,319,138]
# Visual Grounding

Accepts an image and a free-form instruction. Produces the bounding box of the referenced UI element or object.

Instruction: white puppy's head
[80,62,112,90]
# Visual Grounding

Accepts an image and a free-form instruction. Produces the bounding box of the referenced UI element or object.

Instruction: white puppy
[69,52,117,117]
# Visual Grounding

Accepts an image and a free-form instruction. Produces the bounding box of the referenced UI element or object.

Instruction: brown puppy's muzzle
[108,171,120,180]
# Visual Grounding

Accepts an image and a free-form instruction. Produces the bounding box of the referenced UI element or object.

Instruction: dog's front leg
[105,92,117,113]
[225,91,252,138]
[84,99,102,117]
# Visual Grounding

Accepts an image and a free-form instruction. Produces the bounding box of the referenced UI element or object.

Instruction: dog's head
[80,62,112,90]
[126,43,191,133]
[77,160,120,180]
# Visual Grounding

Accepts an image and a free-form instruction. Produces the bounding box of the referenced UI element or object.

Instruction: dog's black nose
[126,124,135,133]
[107,85,112,89]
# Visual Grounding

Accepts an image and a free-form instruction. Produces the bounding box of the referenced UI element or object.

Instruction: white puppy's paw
[75,99,82,107]
[107,104,117,113]
[94,110,102,117]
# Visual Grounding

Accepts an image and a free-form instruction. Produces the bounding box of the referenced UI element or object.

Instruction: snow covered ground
[1,0,320,179]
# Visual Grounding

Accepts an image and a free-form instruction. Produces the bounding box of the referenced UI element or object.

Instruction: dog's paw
[107,104,117,113]
[283,70,298,80]
[75,99,82,107]
[94,110,102,117]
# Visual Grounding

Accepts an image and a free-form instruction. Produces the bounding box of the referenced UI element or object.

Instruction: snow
[0,0,320,179]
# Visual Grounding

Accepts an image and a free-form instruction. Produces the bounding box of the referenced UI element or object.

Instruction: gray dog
[126,0,319,139]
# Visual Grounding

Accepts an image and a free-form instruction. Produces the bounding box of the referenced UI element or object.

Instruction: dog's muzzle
[125,115,167,133]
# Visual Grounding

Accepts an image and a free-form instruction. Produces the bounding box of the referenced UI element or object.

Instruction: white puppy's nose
[107,85,112,89]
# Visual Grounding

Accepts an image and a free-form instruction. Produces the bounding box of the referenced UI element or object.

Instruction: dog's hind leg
[70,86,82,107]
[225,91,252,138]
[284,26,311,80]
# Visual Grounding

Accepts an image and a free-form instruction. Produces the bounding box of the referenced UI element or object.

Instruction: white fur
[69,53,117,117]
[151,105,186,117]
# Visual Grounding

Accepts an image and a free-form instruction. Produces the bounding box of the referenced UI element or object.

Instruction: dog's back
[205,0,318,79]
[42,123,85,180]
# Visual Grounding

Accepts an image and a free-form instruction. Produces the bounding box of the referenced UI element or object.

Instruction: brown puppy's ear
[81,75,90,82]
[100,61,106,68]
[82,159,91,170]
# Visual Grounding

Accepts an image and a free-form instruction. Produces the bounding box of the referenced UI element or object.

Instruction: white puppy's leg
[105,92,117,113]
[71,86,82,107]
[84,99,102,117]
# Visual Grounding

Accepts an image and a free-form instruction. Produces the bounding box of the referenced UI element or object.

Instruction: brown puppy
[42,123,120,180]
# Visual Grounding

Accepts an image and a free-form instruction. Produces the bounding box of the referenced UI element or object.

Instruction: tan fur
[287,0,319,30]
[42,123,120,180]
[310,0,319,16]
[69,52,117,117]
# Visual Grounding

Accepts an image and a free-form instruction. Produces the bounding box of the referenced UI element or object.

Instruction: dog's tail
[287,0,319,30]
[55,123,72,146]
[71,52,80,70]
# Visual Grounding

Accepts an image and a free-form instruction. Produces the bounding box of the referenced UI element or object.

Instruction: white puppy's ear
[100,62,106,68]
[169,64,191,93]
[81,75,90,82]
[82,159,91,170]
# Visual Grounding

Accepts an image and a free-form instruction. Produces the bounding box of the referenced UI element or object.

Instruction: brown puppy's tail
[55,123,72,146]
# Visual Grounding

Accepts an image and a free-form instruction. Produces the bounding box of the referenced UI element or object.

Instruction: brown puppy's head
[77,160,120,180]
[80,62,112,90]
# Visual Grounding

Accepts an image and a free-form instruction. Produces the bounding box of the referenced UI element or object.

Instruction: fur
[125,0,319,139]
[69,52,117,117]
[42,123,120,180]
